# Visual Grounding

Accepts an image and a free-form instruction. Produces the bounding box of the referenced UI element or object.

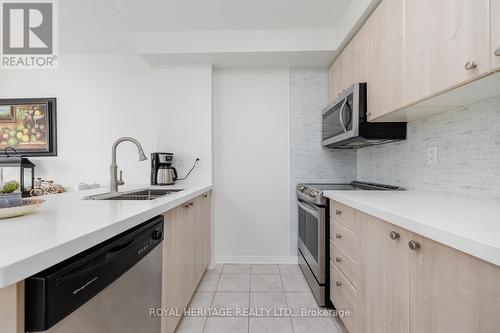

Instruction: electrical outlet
[427,147,438,164]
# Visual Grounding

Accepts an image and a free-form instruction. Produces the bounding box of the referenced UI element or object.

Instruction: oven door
[297,199,326,284]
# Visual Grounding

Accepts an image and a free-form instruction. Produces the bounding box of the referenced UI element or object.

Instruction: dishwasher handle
[60,235,137,280]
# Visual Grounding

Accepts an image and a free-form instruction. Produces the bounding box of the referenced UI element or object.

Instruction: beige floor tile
[187,292,215,310]
[281,274,311,292]
[278,264,302,275]
[249,292,288,316]
[176,316,207,333]
[291,317,340,333]
[198,272,221,292]
[251,274,283,292]
[217,274,250,292]
[211,292,250,316]
[203,317,249,333]
[251,264,279,274]
[284,293,320,316]
[249,317,294,333]
[222,264,251,274]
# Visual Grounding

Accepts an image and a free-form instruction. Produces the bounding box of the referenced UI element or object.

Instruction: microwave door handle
[297,200,320,219]
[339,98,348,133]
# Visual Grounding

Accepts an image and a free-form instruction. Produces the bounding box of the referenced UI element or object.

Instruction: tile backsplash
[357,95,500,200]
[289,68,356,253]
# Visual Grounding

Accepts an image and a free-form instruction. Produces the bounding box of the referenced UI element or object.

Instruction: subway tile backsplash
[357,95,500,200]
[289,68,356,253]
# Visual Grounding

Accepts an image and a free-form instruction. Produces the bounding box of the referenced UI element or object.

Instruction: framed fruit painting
[0,98,57,156]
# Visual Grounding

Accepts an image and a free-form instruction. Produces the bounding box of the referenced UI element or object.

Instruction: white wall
[213,69,292,261]
[0,55,155,187]
[152,65,213,184]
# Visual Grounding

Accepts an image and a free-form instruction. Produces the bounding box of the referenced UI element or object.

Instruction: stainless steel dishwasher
[25,216,164,333]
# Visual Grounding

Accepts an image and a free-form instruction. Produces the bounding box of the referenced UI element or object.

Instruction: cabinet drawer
[330,219,358,260]
[330,239,357,288]
[330,200,356,232]
[330,260,356,333]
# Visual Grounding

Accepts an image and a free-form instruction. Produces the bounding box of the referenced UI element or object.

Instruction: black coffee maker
[151,153,178,185]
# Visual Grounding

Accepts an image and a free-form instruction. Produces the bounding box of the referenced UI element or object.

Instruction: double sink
[84,188,183,201]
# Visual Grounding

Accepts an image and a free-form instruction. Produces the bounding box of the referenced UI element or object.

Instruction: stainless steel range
[296,181,401,306]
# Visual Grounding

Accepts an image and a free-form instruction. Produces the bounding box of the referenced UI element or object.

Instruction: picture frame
[0,106,15,122]
[0,98,57,156]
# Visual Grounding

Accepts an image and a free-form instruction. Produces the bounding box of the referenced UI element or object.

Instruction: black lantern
[0,148,36,198]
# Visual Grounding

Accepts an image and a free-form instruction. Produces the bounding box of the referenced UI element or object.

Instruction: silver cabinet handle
[339,98,348,133]
[335,257,342,263]
[335,233,342,240]
[495,47,500,57]
[335,281,342,287]
[389,231,400,240]
[408,240,421,251]
[184,201,194,208]
[464,61,478,71]
[335,209,342,216]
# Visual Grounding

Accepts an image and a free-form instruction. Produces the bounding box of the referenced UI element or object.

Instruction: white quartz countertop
[0,183,212,288]
[323,190,500,267]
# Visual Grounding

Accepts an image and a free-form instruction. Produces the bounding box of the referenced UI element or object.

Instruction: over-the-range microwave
[322,83,407,149]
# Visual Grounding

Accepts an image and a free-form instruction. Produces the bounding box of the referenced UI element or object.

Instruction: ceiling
[59,0,352,53]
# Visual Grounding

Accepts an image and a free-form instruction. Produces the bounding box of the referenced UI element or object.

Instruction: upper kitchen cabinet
[329,54,343,103]
[405,0,491,105]
[364,0,405,121]
[493,0,500,71]
[342,27,367,90]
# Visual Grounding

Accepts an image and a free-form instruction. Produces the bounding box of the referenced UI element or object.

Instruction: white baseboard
[215,255,298,265]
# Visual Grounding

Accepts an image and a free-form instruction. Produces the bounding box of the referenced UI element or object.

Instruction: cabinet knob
[203,193,208,198]
[495,47,500,57]
[389,231,400,240]
[184,201,193,208]
[335,233,343,240]
[335,281,342,287]
[335,257,342,263]
[464,61,478,71]
[408,240,421,251]
[335,210,342,216]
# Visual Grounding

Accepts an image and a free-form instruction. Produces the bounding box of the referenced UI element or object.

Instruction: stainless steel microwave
[322,83,407,149]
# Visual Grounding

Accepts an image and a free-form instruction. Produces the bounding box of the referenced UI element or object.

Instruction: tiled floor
[176,264,347,333]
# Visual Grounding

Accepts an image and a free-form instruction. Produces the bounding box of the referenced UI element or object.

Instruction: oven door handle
[339,98,348,133]
[297,200,320,219]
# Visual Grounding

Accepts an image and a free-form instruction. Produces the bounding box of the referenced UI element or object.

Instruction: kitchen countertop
[323,190,500,267]
[0,183,212,288]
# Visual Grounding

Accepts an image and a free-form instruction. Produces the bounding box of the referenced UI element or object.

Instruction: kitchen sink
[84,188,184,201]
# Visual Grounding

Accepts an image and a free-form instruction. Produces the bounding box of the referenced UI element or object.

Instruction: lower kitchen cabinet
[161,192,211,333]
[356,212,411,333]
[330,200,500,333]
[409,234,500,333]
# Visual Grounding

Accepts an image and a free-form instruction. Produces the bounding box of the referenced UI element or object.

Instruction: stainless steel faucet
[110,137,147,192]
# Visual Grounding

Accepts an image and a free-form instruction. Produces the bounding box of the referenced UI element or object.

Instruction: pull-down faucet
[110,137,147,192]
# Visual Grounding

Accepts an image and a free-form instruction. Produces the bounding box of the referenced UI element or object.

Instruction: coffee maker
[151,153,178,185]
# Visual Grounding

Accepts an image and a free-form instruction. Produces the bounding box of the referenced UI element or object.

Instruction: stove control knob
[312,191,318,197]
[299,186,305,192]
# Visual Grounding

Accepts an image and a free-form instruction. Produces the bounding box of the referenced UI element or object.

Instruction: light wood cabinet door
[364,0,405,121]
[329,55,343,103]
[493,0,500,71]
[357,212,410,333]
[342,27,367,89]
[405,0,490,105]
[161,193,211,333]
[409,234,500,333]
